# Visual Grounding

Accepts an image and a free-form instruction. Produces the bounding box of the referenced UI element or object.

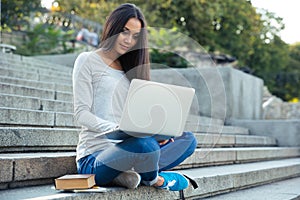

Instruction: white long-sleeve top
[72,51,130,161]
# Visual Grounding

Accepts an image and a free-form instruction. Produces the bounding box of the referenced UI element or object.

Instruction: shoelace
[163,180,176,190]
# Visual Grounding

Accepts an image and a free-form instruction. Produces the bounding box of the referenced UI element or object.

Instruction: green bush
[150,49,189,69]
[16,23,75,56]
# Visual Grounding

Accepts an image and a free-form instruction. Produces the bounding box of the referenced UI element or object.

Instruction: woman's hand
[158,138,174,146]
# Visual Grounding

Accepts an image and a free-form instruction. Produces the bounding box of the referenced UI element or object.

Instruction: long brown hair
[99,3,150,81]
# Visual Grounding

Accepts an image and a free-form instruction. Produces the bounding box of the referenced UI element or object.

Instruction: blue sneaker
[158,171,189,191]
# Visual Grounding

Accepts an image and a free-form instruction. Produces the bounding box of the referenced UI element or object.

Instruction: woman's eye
[121,29,140,40]
[133,34,140,40]
[121,30,130,35]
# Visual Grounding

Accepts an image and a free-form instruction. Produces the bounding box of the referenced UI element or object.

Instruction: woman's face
[114,18,141,55]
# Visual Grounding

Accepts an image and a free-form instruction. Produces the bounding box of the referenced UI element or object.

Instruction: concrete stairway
[0,52,300,199]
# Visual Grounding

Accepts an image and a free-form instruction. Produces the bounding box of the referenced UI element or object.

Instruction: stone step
[0,82,72,101]
[0,127,277,153]
[177,147,300,169]
[0,105,245,134]
[0,110,229,133]
[0,76,72,92]
[0,68,72,84]
[0,64,72,79]
[0,127,79,153]
[0,58,72,75]
[196,133,277,148]
[0,55,72,70]
[202,176,300,200]
[0,94,225,126]
[187,123,250,135]
[1,148,299,189]
[0,94,73,112]
[0,53,73,74]
[0,152,76,189]
[1,108,246,137]
[33,53,80,67]
[0,96,226,129]
[0,158,299,199]
[180,158,300,199]
[0,107,75,127]
[187,114,224,126]
[0,94,227,125]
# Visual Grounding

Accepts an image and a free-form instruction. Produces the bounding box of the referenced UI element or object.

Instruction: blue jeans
[77,131,197,186]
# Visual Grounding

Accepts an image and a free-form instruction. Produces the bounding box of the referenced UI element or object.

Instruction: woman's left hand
[158,138,174,146]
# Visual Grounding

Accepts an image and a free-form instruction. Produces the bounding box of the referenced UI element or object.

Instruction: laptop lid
[119,79,195,138]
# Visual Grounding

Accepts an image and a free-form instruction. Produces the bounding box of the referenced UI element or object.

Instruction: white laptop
[98,79,195,141]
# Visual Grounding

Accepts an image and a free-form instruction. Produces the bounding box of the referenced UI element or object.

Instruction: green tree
[137,0,287,66]
[289,43,300,65]
[1,0,75,55]
[276,43,300,100]
[55,0,119,25]
[1,0,43,31]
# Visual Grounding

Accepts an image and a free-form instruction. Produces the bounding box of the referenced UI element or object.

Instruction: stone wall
[263,86,300,119]
[227,119,300,146]
[151,66,263,121]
